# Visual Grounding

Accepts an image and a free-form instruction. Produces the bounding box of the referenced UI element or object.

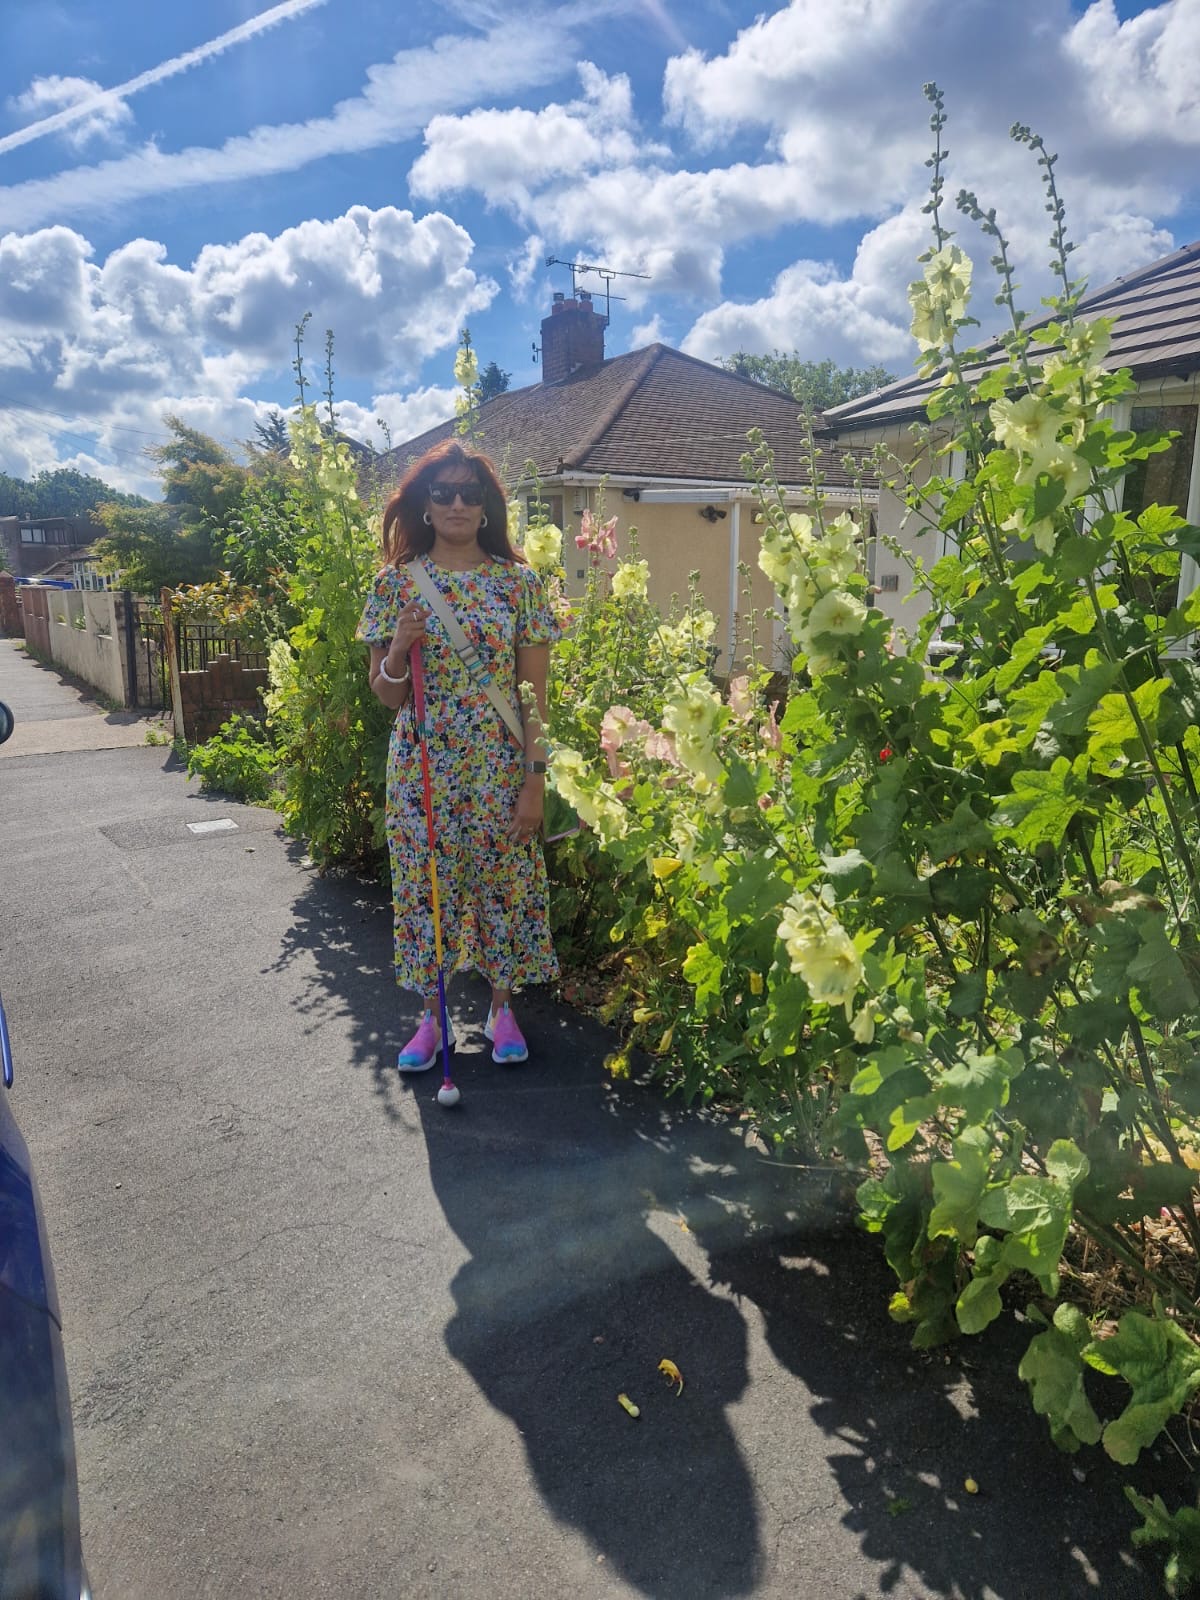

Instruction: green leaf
[1124,1161,1200,1221]
[887,1092,939,1151]
[1084,1310,1200,1465]
[956,1269,1007,1335]
[1087,679,1170,762]
[995,623,1056,692]
[1045,660,1121,738]
[992,758,1086,849]
[925,800,995,863]
[1008,670,1064,734]
[929,1128,991,1243]
[873,852,931,905]
[682,940,724,1009]
[1129,916,1200,1022]
[1127,1490,1200,1597]
[928,864,994,918]
[947,971,988,1017]
[1057,531,1113,580]
[1031,471,1067,523]
[722,757,758,810]
[1018,1303,1103,1452]
[939,1048,1020,1120]
[723,854,782,923]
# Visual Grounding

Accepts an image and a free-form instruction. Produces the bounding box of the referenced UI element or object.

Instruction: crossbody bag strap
[407,560,525,751]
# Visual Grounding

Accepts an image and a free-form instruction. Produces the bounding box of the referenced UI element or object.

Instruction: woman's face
[426,466,485,548]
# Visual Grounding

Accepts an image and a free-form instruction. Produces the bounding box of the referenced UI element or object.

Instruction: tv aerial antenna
[545,256,650,327]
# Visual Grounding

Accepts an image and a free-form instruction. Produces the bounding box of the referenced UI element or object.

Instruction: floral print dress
[357,556,560,998]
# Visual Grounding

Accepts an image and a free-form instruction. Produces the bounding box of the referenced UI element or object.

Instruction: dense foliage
[547,90,1200,1589]
[262,330,392,869]
[186,714,278,804]
[0,466,149,520]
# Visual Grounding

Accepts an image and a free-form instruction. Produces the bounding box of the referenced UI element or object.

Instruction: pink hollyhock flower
[727,675,753,719]
[597,515,618,560]
[761,701,782,751]
[601,704,652,779]
[576,508,619,559]
[644,729,679,765]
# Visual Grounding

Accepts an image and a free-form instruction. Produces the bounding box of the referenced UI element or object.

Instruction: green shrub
[186,714,278,804]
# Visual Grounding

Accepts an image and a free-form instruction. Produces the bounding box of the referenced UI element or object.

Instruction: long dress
[357,555,560,997]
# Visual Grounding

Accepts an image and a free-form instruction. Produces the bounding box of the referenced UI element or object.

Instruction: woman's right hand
[388,602,428,674]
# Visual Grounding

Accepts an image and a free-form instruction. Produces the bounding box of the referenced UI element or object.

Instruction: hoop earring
[422,510,432,526]
[479,513,488,528]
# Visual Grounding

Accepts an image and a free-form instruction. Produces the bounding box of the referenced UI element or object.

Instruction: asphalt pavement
[0,636,1180,1598]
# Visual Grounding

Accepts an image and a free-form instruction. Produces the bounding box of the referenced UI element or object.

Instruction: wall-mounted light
[698,504,727,522]
[622,487,641,502]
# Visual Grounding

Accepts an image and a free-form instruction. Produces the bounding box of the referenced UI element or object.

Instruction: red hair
[381,438,521,566]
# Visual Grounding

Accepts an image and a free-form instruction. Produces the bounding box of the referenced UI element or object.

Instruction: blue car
[0,698,90,1599]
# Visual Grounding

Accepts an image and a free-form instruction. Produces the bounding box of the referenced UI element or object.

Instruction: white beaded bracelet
[378,656,411,686]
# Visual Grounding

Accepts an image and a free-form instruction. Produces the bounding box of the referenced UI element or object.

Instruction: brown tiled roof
[380,345,877,493]
[824,238,1200,435]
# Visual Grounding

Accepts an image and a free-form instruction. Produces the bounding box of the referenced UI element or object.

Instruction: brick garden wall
[178,653,269,742]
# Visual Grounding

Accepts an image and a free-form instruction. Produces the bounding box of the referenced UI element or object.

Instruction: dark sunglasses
[428,481,485,506]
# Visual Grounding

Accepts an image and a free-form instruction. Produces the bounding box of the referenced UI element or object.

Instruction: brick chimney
[540,289,607,385]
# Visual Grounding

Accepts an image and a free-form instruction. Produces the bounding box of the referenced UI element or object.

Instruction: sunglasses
[428,481,485,506]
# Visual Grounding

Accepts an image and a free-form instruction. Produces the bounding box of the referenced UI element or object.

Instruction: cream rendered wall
[46,590,128,703]
[558,489,812,673]
[855,429,949,643]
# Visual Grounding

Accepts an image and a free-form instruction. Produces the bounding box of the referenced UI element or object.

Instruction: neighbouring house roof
[824,238,1200,436]
[380,344,877,493]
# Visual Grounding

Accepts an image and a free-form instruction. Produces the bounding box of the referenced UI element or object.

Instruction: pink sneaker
[397,1010,456,1073]
[484,1003,528,1064]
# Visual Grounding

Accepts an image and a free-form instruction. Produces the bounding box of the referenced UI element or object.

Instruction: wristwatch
[525,760,547,774]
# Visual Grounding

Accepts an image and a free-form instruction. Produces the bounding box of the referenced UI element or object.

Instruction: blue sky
[0,0,1198,494]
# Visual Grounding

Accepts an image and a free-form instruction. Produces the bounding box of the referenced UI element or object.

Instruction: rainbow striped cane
[409,641,460,1108]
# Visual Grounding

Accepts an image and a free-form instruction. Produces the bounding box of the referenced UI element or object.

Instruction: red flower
[879,747,893,762]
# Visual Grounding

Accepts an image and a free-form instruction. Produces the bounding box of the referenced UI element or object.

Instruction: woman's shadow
[405,981,776,1599]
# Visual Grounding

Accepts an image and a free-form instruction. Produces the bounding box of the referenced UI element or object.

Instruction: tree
[252,410,292,458]
[91,501,216,593]
[0,466,148,519]
[477,361,512,404]
[92,418,252,591]
[721,352,895,412]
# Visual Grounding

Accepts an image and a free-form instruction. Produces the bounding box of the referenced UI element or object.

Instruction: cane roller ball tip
[437,1084,462,1107]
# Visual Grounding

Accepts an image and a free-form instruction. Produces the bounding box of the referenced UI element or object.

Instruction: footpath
[0,636,1176,1598]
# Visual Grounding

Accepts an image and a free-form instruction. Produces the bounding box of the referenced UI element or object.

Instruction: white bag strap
[408,560,525,750]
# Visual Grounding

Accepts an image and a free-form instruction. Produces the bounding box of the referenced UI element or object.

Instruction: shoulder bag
[407,560,525,751]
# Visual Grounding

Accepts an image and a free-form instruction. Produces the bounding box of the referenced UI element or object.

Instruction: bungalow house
[822,239,1200,639]
[380,291,879,672]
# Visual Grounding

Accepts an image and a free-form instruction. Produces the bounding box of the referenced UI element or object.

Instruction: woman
[357,438,559,1071]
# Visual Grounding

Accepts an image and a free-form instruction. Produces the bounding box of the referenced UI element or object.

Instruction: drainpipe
[727,500,741,671]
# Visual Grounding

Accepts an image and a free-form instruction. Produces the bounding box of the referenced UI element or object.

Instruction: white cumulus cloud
[0,207,494,491]
[9,77,134,152]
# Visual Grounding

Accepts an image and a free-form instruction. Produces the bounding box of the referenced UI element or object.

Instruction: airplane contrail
[0,0,329,158]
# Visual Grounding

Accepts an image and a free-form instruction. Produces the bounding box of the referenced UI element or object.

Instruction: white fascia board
[511,469,873,505]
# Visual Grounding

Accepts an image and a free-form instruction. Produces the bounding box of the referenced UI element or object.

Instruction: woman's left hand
[506,781,544,843]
